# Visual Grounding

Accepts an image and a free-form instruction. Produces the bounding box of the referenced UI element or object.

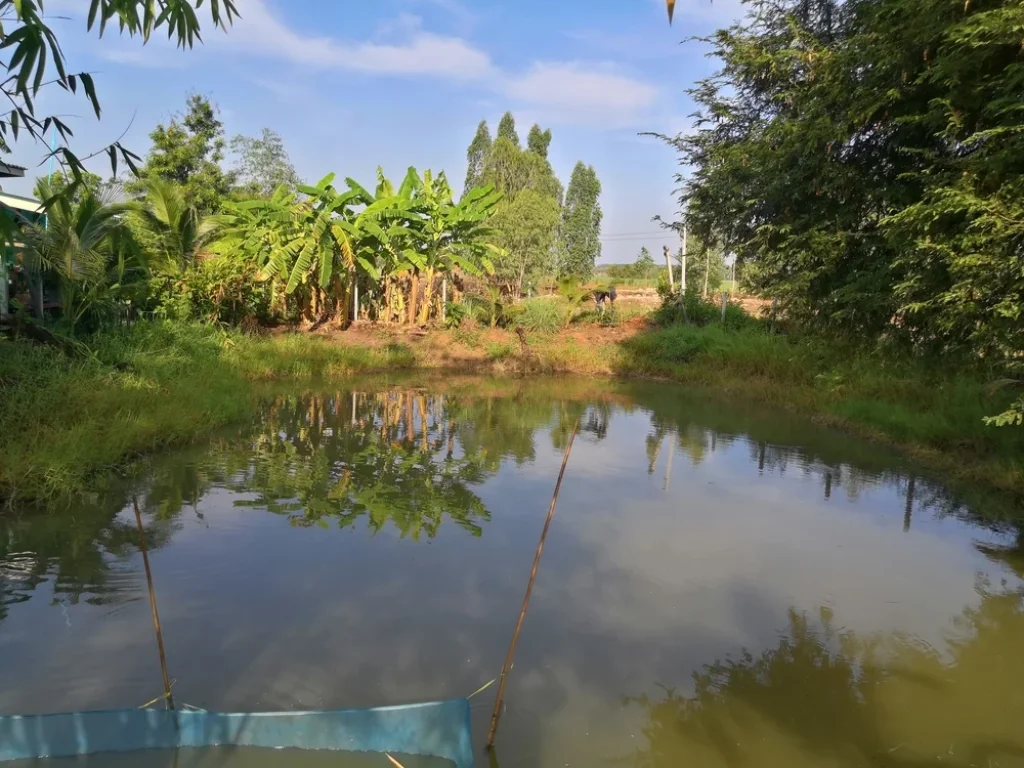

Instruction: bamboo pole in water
[133,496,175,711]
[485,419,580,749]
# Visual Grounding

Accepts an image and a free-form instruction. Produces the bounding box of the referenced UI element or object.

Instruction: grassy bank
[3,318,1022,507]
[615,325,1024,494]
[0,323,415,505]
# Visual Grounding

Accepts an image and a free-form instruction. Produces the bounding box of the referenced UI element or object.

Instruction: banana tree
[344,168,422,324]
[252,174,373,325]
[403,169,503,325]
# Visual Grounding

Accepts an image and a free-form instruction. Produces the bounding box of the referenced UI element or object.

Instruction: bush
[654,288,759,331]
[155,256,275,327]
[515,298,565,334]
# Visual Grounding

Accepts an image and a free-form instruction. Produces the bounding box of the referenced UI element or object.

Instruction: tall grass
[0,322,415,504]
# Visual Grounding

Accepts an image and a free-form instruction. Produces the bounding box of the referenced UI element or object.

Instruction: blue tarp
[0,699,473,767]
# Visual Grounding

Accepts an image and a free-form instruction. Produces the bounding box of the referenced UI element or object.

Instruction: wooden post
[133,497,175,711]
[486,420,580,749]
[663,246,674,291]
[721,291,728,323]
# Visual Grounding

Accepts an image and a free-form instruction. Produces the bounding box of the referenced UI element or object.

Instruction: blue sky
[9,0,745,263]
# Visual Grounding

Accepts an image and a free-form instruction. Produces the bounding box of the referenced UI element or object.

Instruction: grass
[616,324,1024,495]
[3,315,1023,508]
[0,322,415,505]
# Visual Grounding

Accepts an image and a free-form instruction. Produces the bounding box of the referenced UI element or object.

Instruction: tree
[526,125,552,159]
[230,128,301,199]
[490,188,561,296]
[38,171,108,205]
[131,94,235,215]
[464,120,492,195]
[133,177,223,274]
[559,162,602,280]
[0,1,235,252]
[660,0,1023,371]
[25,179,140,330]
[497,112,519,146]
[635,246,655,279]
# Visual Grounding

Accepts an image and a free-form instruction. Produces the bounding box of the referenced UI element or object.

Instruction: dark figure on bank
[594,286,617,314]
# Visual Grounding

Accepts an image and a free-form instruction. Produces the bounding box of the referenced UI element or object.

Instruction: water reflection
[623,585,1024,767]
[2,377,1023,768]
[2,380,1021,621]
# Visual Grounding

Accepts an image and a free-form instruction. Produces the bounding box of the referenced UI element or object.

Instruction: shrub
[515,298,565,334]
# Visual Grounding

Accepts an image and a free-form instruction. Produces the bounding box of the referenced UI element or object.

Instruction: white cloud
[503,62,659,125]
[211,0,493,80]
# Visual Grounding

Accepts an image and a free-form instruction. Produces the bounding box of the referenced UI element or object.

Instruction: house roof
[0,191,42,213]
[0,161,26,179]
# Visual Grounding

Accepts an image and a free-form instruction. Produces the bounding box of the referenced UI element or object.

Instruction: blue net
[0,700,473,767]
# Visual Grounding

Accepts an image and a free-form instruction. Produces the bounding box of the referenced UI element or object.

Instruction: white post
[353,279,360,321]
[681,226,687,292]
[442,278,447,324]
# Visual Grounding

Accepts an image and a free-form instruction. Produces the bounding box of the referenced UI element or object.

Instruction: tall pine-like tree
[559,162,602,280]
[497,112,519,147]
[463,120,492,196]
[526,125,552,159]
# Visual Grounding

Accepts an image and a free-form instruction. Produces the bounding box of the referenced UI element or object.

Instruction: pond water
[1,376,1023,768]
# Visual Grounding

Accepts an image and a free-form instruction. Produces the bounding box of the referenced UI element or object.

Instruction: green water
[2,376,1023,767]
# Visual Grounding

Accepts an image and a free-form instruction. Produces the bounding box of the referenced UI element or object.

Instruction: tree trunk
[419,267,436,326]
[408,272,420,326]
[702,251,711,297]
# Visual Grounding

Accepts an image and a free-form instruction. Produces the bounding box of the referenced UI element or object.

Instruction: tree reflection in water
[623,587,1024,768]
[222,390,595,537]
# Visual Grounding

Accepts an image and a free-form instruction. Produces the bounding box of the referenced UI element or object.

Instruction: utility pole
[663,245,674,291]
[680,226,687,293]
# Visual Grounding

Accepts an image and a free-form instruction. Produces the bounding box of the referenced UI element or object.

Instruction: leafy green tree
[38,171,108,205]
[526,124,552,159]
[662,0,1023,375]
[490,188,561,295]
[474,115,563,293]
[497,111,519,146]
[560,162,602,280]
[464,120,492,195]
[636,246,655,279]
[230,128,301,199]
[131,94,235,215]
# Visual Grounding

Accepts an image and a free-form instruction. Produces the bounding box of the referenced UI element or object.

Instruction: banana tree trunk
[418,267,436,326]
[333,272,351,327]
[408,272,419,326]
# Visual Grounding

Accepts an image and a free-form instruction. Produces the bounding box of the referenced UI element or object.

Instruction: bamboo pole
[133,496,175,711]
[485,420,580,749]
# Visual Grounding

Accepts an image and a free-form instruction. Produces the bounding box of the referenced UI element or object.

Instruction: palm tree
[25,180,141,330]
[134,177,223,274]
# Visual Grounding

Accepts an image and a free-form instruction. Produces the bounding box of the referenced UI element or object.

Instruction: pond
[1,376,1023,767]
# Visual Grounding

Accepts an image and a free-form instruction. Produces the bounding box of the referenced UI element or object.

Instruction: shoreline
[2,321,1021,511]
